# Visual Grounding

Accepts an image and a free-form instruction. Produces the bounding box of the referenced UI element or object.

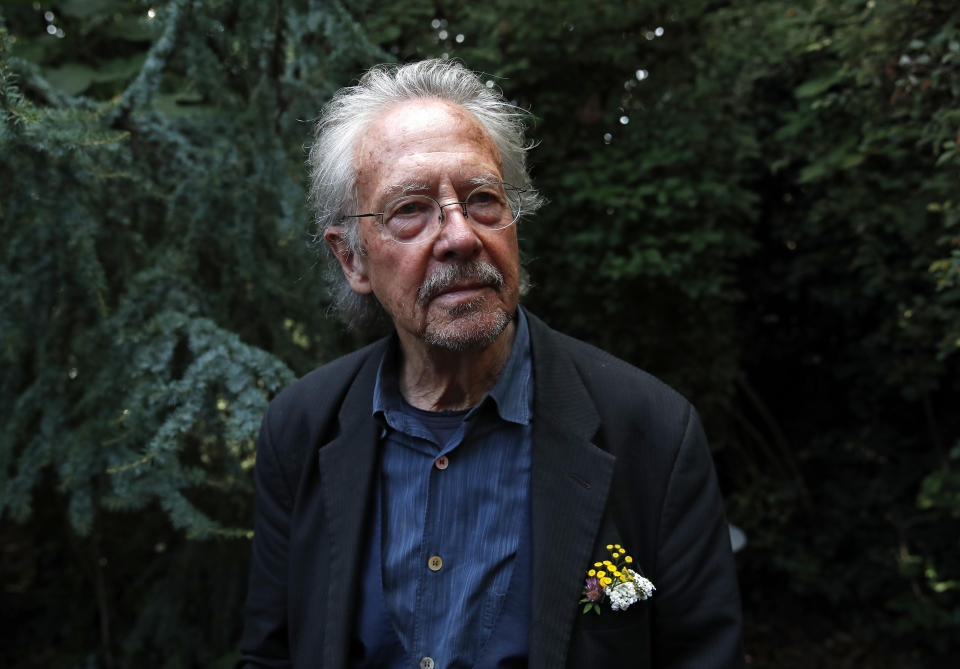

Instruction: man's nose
[433,201,481,259]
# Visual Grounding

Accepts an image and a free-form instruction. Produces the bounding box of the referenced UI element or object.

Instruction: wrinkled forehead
[352,99,503,198]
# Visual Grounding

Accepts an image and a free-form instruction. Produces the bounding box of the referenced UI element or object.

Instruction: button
[420,657,435,669]
[427,555,443,571]
[434,455,449,470]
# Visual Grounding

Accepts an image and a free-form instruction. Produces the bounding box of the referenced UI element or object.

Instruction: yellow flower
[615,544,622,549]
[625,556,633,563]
[604,560,613,567]
[596,571,606,578]
[594,562,603,567]
[606,544,613,550]
[601,577,613,586]
[620,575,627,582]
[588,569,596,576]
[612,552,620,558]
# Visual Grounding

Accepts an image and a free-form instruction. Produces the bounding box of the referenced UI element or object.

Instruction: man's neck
[397,320,517,412]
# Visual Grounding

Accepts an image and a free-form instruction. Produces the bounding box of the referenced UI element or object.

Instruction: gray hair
[307,58,543,331]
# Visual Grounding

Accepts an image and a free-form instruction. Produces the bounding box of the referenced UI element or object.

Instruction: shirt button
[434,455,449,470]
[420,657,435,669]
[427,555,443,571]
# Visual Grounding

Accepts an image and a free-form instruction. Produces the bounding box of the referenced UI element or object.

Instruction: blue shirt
[372,310,533,669]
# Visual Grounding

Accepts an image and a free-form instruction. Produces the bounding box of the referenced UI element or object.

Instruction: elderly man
[239,59,743,669]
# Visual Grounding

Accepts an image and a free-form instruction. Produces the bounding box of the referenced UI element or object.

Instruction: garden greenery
[1,0,957,666]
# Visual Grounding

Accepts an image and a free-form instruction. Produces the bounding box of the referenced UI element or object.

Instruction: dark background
[2,0,958,666]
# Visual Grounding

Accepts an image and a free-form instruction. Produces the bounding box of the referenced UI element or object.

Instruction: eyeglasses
[345,182,526,245]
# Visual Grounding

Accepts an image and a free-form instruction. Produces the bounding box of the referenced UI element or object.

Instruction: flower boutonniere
[580,543,655,614]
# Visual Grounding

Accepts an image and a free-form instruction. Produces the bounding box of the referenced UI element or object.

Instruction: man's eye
[391,199,432,218]
[469,190,499,205]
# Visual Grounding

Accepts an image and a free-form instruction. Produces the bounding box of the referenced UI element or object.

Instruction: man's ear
[324,226,372,295]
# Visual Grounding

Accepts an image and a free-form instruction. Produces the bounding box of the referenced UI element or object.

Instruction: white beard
[421,296,511,351]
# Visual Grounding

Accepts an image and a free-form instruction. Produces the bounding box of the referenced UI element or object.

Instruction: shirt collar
[373,307,533,426]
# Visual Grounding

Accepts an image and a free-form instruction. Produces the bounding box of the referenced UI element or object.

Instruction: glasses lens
[465,184,517,229]
[382,196,438,243]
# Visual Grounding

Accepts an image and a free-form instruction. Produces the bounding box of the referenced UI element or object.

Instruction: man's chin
[421,301,512,352]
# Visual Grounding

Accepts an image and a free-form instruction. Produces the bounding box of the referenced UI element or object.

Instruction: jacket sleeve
[652,405,744,668]
[237,412,294,668]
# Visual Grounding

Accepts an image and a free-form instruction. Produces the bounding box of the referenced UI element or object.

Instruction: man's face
[335,99,521,351]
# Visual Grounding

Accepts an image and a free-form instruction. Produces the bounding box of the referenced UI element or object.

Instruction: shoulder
[524,308,699,489]
[270,337,386,412]
[259,337,388,454]
[526,309,692,421]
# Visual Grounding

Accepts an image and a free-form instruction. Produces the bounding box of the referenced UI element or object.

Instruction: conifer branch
[110,0,188,123]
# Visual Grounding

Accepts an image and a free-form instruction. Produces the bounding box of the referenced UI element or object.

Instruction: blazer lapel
[317,350,382,668]
[526,313,616,669]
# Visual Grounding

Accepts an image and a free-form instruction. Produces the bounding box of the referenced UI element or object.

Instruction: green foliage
[2,0,960,666]
[702,0,960,654]
[1,1,386,665]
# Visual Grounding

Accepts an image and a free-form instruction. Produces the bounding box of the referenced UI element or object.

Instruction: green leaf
[44,63,98,96]
[94,53,148,83]
[794,71,845,99]
[935,148,957,167]
[841,154,865,170]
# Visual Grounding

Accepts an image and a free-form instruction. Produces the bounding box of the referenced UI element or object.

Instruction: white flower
[603,569,656,611]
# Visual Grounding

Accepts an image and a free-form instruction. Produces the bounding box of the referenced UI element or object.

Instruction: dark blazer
[239,310,743,668]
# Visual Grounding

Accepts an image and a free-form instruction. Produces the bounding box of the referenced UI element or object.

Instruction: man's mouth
[416,261,505,307]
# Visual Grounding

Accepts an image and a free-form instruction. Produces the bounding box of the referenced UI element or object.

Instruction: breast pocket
[567,599,652,668]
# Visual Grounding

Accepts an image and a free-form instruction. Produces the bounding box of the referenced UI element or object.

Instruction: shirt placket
[413,429,466,669]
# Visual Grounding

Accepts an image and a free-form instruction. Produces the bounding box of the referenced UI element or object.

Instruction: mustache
[416,261,505,307]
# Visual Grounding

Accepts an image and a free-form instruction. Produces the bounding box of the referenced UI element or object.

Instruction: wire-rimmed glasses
[344,182,526,245]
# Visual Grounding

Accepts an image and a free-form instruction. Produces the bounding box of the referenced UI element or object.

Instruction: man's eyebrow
[382,182,431,199]
[378,175,504,203]
[467,173,503,187]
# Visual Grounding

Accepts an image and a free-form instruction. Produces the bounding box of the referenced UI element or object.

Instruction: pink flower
[584,576,603,602]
